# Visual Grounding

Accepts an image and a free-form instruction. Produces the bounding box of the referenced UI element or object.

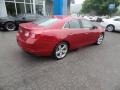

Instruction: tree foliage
[81,0,120,15]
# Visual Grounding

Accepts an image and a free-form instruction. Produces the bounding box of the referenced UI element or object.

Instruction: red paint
[16,17,105,56]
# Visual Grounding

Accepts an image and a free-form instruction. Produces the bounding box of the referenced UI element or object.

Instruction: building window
[36,5,43,15]
[25,0,30,3]
[16,0,24,2]
[16,3,25,14]
[5,0,44,16]
[5,0,14,1]
[5,0,34,16]
[31,0,33,3]
[26,4,32,13]
[5,2,16,16]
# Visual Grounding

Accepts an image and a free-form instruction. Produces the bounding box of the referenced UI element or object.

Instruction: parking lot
[0,31,120,90]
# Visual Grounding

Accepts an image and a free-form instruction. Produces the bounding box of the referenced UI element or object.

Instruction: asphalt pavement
[0,31,120,90]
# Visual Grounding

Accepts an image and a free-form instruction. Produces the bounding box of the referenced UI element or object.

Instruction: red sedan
[17,17,105,60]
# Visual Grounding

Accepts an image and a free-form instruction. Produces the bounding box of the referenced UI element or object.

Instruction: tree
[81,0,120,15]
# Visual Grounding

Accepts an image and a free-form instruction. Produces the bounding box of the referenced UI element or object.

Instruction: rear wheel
[53,42,68,60]
[4,22,16,31]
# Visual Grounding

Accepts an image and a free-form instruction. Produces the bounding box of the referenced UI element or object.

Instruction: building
[0,0,74,17]
[0,0,46,17]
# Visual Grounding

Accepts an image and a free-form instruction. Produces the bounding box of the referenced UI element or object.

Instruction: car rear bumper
[17,36,53,56]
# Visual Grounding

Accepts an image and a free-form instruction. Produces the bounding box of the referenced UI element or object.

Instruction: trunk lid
[18,23,46,41]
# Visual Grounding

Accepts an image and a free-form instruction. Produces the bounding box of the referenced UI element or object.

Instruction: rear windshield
[33,18,59,27]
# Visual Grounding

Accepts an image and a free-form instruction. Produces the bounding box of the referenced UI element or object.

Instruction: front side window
[114,18,120,21]
[69,20,81,29]
[81,19,93,28]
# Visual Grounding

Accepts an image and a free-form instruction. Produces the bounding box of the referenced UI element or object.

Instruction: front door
[63,19,91,49]
[81,19,99,45]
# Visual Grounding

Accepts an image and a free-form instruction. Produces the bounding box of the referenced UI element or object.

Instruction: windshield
[33,18,59,27]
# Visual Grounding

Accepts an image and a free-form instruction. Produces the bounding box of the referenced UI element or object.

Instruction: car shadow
[19,50,56,63]
[106,30,120,33]
[114,31,120,33]
[18,43,103,63]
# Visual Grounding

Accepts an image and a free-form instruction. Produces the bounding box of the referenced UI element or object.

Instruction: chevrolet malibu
[17,17,105,60]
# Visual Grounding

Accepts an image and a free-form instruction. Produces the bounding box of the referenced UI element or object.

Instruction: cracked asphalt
[0,30,120,90]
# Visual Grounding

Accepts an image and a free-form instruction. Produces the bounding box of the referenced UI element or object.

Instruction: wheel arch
[52,40,70,59]
[57,40,70,50]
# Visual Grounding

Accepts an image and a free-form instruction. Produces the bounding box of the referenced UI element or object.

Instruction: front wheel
[4,22,16,31]
[53,42,68,60]
[96,34,104,45]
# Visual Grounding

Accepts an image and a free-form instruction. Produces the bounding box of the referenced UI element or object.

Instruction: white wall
[0,0,7,17]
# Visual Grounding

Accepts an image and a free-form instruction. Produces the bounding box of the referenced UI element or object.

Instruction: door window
[64,22,70,28]
[114,18,120,21]
[81,19,93,28]
[69,20,81,29]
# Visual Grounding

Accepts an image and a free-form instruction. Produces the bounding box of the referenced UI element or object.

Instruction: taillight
[20,29,23,33]
[30,33,36,38]
[25,31,30,37]
[16,32,19,37]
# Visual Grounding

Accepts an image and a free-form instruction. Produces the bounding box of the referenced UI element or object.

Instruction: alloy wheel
[55,43,68,60]
[5,22,16,31]
[97,34,104,45]
[106,25,114,32]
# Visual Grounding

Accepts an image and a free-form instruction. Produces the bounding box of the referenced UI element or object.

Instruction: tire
[106,25,115,32]
[53,42,68,60]
[4,22,16,31]
[96,34,104,45]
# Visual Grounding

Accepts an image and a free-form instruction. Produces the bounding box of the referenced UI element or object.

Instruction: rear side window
[64,22,70,28]
[69,20,81,29]
[81,19,93,28]
[33,18,59,27]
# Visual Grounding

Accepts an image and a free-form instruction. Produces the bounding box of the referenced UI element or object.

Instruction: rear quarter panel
[36,29,73,50]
